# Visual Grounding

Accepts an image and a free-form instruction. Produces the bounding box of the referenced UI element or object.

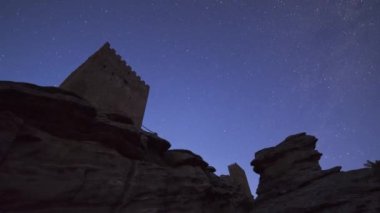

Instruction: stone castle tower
[60,42,149,127]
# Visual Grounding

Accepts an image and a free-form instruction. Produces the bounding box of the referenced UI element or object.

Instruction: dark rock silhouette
[228,163,252,198]
[0,81,252,212]
[251,133,380,212]
[1,44,378,212]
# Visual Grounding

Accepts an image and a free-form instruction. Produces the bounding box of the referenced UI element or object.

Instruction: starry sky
[1,0,379,194]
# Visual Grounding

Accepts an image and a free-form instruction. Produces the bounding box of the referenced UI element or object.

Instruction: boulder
[251,132,380,212]
[164,149,209,168]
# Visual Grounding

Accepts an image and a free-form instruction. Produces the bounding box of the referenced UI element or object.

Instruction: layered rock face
[251,133,380,212]
[1,80,378,213]
[0,81,252,213]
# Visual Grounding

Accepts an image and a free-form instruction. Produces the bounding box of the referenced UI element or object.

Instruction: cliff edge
[0,81,252,213]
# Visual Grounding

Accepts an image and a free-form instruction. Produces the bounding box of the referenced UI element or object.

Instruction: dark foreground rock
[0,81,253,213]
[251,133,380,213]
[1,80,379,213]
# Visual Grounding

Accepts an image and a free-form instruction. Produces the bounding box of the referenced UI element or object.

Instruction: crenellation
[101,45,148,88]
[60,42,150,127]
[129,70,144,84]
[109,48,117,56]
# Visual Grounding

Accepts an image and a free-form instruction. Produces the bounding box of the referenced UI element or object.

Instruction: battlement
[91,42,148,87]
[60,42,150,127]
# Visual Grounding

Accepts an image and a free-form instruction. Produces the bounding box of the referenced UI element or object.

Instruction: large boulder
[251,132,380,212]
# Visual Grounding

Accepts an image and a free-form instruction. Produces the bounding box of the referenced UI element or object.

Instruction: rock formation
[1,43,378,212]
[228,163,252,198]
[251,133,380,212]
[0,81,253,212]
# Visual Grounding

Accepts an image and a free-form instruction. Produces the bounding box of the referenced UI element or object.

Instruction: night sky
[1,0,379,194]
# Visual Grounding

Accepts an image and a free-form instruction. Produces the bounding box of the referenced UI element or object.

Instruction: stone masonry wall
[60,43,149,127]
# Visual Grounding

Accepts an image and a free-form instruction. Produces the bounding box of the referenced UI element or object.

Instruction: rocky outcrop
[164,149,209,168]
[0,81,253,213]
[228,163,252,198]
[2,79,378,213]
[251,133,380,213]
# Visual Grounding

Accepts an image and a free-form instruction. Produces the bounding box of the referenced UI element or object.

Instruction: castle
[60,42,149,127]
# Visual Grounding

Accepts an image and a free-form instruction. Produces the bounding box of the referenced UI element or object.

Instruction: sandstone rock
[164,149,209,169]
[228,163,252,199]
[0,111,23,162]
[251,132,380,212]
[4,79,378,212]
[207,166,216,173]
[142,131,171,154]
[0,81,252,213]
[0,81,145,160]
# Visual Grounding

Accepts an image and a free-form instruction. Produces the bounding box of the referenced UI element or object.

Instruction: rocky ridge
[251,132,380,212]
[0,81,252,213]
[0,80,379,212]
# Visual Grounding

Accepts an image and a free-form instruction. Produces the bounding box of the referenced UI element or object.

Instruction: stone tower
[60,42,149,127]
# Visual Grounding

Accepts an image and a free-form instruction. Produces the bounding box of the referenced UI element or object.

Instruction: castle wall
[60,43,149,127]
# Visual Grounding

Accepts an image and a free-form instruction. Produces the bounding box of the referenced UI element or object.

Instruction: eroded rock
[0,81,252,213]
[164,149,209,169]
[251,133,380,212]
